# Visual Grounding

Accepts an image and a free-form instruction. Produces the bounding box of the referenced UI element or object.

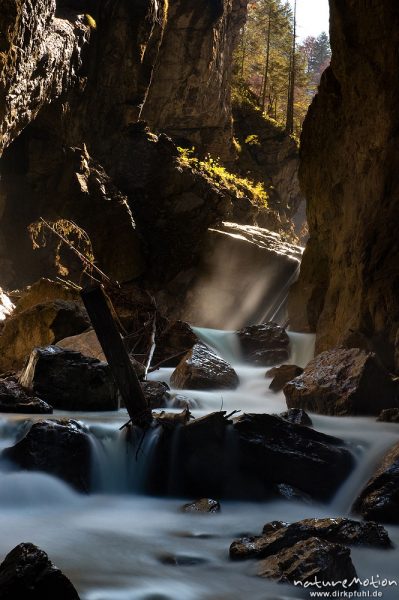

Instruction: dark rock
[275,483,312,502]
[0,542,80,599]
[152,321,199,367]
[141,381,170,409]
[0,378,52,414]
[170,343,239,390]
[266,364,303,392]
[158,554,208,566]
[377,408,399,423]
[237,323,290,367]
[19,346,119,411]
[278,408,312,427]
[233,413,353,500]
[257,537,358,589]
[284,348,398,416]
[353,441,399,523]
[182,499,221,514]
[3,420,91,492]
[230,517,391,561]
[0,301,90,372]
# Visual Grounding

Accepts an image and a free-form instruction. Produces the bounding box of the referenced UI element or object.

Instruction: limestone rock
[353,441,399,523]
[0,301,90,372]
[0,378,52,414]
[170,343,239,390]
[3,420,91,492]
[0,543,80,599]
[19,346,119,412]
[237,322,290,366]
[266,364,303,392]
[284,348,398,416]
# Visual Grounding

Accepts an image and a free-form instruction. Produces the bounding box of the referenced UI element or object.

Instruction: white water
[0,329,399,599]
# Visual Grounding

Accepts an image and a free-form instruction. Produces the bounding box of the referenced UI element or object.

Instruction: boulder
[3,420,92,492]
[0,542,80,599]
[353,441,399,523]
[257,537,358,589]
[152,321,199,367]
[182,499,221,514]
[237,322,290,367]
[170,343,239,390]
[0,301,90,372]
[19,347,119,411]
[14,279,80,315]
[266,364,303,392]
[230,517,391,561]
[284,348,398,416]
[0,378,52,414]
[278,408,312,427]
[377,408,399,423]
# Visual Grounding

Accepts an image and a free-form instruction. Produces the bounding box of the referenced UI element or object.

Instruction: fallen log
[80,285,152,428]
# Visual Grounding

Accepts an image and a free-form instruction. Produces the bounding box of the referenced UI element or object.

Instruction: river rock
[257,537,358,589]
[0,301,90,372]
[141,381,170,409]
[278,408,312,426]
[0,542,80,599]
[0,377,52,414]
[182,499,221,514]
[237,323,290,366]
[284,348,398,416]
[353,441,399,523]
[266,364,303,392]
[377,408,399,423]
[19,346,119,411]
[230,517,391,561]
[3,420,91,492]
[170,343,239,390]
[152,321,199,367]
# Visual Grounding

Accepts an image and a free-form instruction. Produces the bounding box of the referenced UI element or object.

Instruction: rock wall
[289,0,399,372]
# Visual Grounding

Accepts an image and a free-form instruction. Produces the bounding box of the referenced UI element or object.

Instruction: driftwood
[81,285,152,428]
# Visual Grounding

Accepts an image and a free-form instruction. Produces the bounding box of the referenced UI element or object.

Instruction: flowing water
[0,330,399,599]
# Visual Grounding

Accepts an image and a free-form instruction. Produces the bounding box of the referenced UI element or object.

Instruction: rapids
[0,329,398,599]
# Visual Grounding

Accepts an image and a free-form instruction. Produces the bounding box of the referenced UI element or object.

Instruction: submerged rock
[257,537,358,588]
[278,408,312,427]
[284,348,398,416]
[152,321,199,367]
[353,441,399,523]
[181,499,221,514]
[266,364,303,392]
[237,322,290,366]
[230,517,391,561]
[170,343,239,390]
[3,420,91,493]
[0,378,52,414]
[0,542,80,599]
[0,301,90,372]
[19,346,119,411]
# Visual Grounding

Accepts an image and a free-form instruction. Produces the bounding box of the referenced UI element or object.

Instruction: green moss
[178,147,268,208]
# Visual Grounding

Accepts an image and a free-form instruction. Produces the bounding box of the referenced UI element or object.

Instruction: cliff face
[142,0,247,162]
[0,0,247,289]
[289,0,399,371]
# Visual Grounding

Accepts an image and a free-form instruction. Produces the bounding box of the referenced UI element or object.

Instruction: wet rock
[278,408,312,427]
[230,517,391,561]
[141,381,170,409]
[3,420,91,492]
[152,321,199,367]
[377,408,399,423]
[182,499,221,514]
[237,323,290,367]
[0,301,90,372]
[158,553,208,566]
[274,483,312,502]
[257,537,358,588]
[0,378,52,414]
[353,441,399,523]
[266,364,303,392]
[19,346,119,411]
[170,343,239,390]
[284,348,398,416]
[0,542,80,599]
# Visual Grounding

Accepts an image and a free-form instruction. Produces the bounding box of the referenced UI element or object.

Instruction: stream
[0,329,399,599]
